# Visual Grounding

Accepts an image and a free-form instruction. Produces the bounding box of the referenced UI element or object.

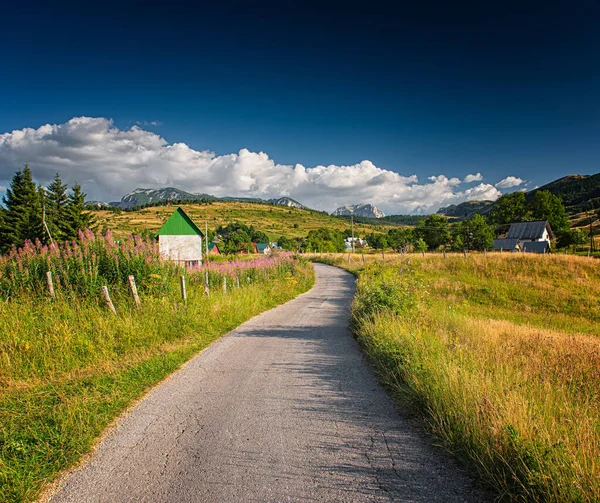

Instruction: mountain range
[86,171,599,218]
[86,188,309,211]
[331,204,385,219]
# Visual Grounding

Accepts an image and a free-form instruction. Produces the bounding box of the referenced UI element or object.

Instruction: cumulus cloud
[463,172,483,183]
[0,117,504,214]
[495,176,524,189]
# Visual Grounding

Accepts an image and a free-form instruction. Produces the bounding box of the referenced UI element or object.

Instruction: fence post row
[180,275,187,304]
[46,271,55,300]
[128,275,141,307]
[101,286,117,316]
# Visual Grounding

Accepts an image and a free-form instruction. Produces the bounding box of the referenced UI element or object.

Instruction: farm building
[238,243,259,254]
[256,243,271,254]
[208,242,221,255]
[492,220,553,253]
[156,207,204,266]
[491,238,521,252]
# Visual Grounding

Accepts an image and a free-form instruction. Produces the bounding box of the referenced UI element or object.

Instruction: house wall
[159,235,203,263]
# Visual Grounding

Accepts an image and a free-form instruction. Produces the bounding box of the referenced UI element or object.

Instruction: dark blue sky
[1,0,599,190]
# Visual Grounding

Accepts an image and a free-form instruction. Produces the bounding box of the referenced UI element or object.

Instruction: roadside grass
[93,201,395,240]
[316,252,600,502]
[0,253,314,503]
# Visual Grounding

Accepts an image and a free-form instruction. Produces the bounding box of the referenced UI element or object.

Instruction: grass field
[92,201,394,239]
[316,252,600,502]
[0,242,314,503]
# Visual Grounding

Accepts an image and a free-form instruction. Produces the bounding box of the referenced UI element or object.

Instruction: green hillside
[94,201,395,240]
[529,173,600,213]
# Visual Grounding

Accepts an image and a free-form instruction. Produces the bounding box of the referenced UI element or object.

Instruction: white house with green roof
[156,207,204,266]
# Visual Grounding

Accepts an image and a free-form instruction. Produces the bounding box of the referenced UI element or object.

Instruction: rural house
[208,242,221,255]
[156,207,204,266]
[256,243,271,254]
[238,242,259,254]
[492,220,553,253]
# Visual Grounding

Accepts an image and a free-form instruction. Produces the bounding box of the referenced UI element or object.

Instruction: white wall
[159,235,203,263]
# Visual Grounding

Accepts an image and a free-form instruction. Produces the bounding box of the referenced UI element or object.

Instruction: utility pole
[41,187,55,245]
[351,216,355,253]
[466,225,470,253]
[591,214,595,253]
[205,221,209,264]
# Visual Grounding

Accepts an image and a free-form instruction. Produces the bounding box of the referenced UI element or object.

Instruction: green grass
[0,262,314,503]
[316,252,600,502]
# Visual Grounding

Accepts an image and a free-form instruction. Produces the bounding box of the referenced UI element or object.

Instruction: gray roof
[522,241,550,253]
[507,220,552,240]
[492,238,520,251]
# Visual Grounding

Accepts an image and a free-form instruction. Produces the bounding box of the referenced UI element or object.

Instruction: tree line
[0,165,94,253]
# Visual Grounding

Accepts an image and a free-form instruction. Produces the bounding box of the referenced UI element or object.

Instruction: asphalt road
[50,264,489,503]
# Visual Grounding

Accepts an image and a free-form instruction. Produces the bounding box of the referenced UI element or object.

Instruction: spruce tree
[46,173,71,241]
[65,183,95,238]
[0,165,43,252]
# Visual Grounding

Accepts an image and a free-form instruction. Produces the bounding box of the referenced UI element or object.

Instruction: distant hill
[332,204,385,219]
[437,172,600,220]
[528,174,600,213]
[438,200,495,219]
[90,201,396,240]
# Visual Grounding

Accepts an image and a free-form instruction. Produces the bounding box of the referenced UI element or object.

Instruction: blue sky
[0,1,599,213]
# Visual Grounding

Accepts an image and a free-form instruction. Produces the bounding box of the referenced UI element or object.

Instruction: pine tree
[46,172,71,241]
[65,183,95,238]
[0,165,43,252]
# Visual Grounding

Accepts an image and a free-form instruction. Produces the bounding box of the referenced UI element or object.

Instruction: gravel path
[50,263,489,502]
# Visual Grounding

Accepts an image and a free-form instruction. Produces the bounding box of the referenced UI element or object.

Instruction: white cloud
[495,176,524,189]
[0,117,504,214]
[463,172,483,183]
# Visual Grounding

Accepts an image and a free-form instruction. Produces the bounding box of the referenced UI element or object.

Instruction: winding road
[50,264,489,502]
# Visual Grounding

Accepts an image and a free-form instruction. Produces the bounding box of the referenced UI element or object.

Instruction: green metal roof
[156,207,204,237]
[256,242,270,251]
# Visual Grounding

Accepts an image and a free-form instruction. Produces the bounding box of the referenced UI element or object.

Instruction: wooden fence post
[382,249,385,259]
[101,286,117,315]
[421,250,425,257]
[236,275,240,288]
[46,271,55,300]
[204,271,210,297]
[348,253,351,264]
[180,275,187,304]
[223,276,227,294]
[463,250,467,258]
[128,275,141,307]
[362,252,365,263]
[443,250,446,259]
[484,249,487,257]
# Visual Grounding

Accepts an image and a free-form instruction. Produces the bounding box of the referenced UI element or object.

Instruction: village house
[492,220,553,253]
[156,207,204,266]
[345,237,366,250]
[238,242,259,254]
[208,242,221,255]
[256,243,271,254]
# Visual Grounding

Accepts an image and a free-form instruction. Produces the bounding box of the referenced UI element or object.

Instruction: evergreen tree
[65,183,95,238]
[0,165,43,252]
[46,173,71,241]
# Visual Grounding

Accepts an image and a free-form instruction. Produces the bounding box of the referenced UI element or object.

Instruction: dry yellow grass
[316,252,600,501]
